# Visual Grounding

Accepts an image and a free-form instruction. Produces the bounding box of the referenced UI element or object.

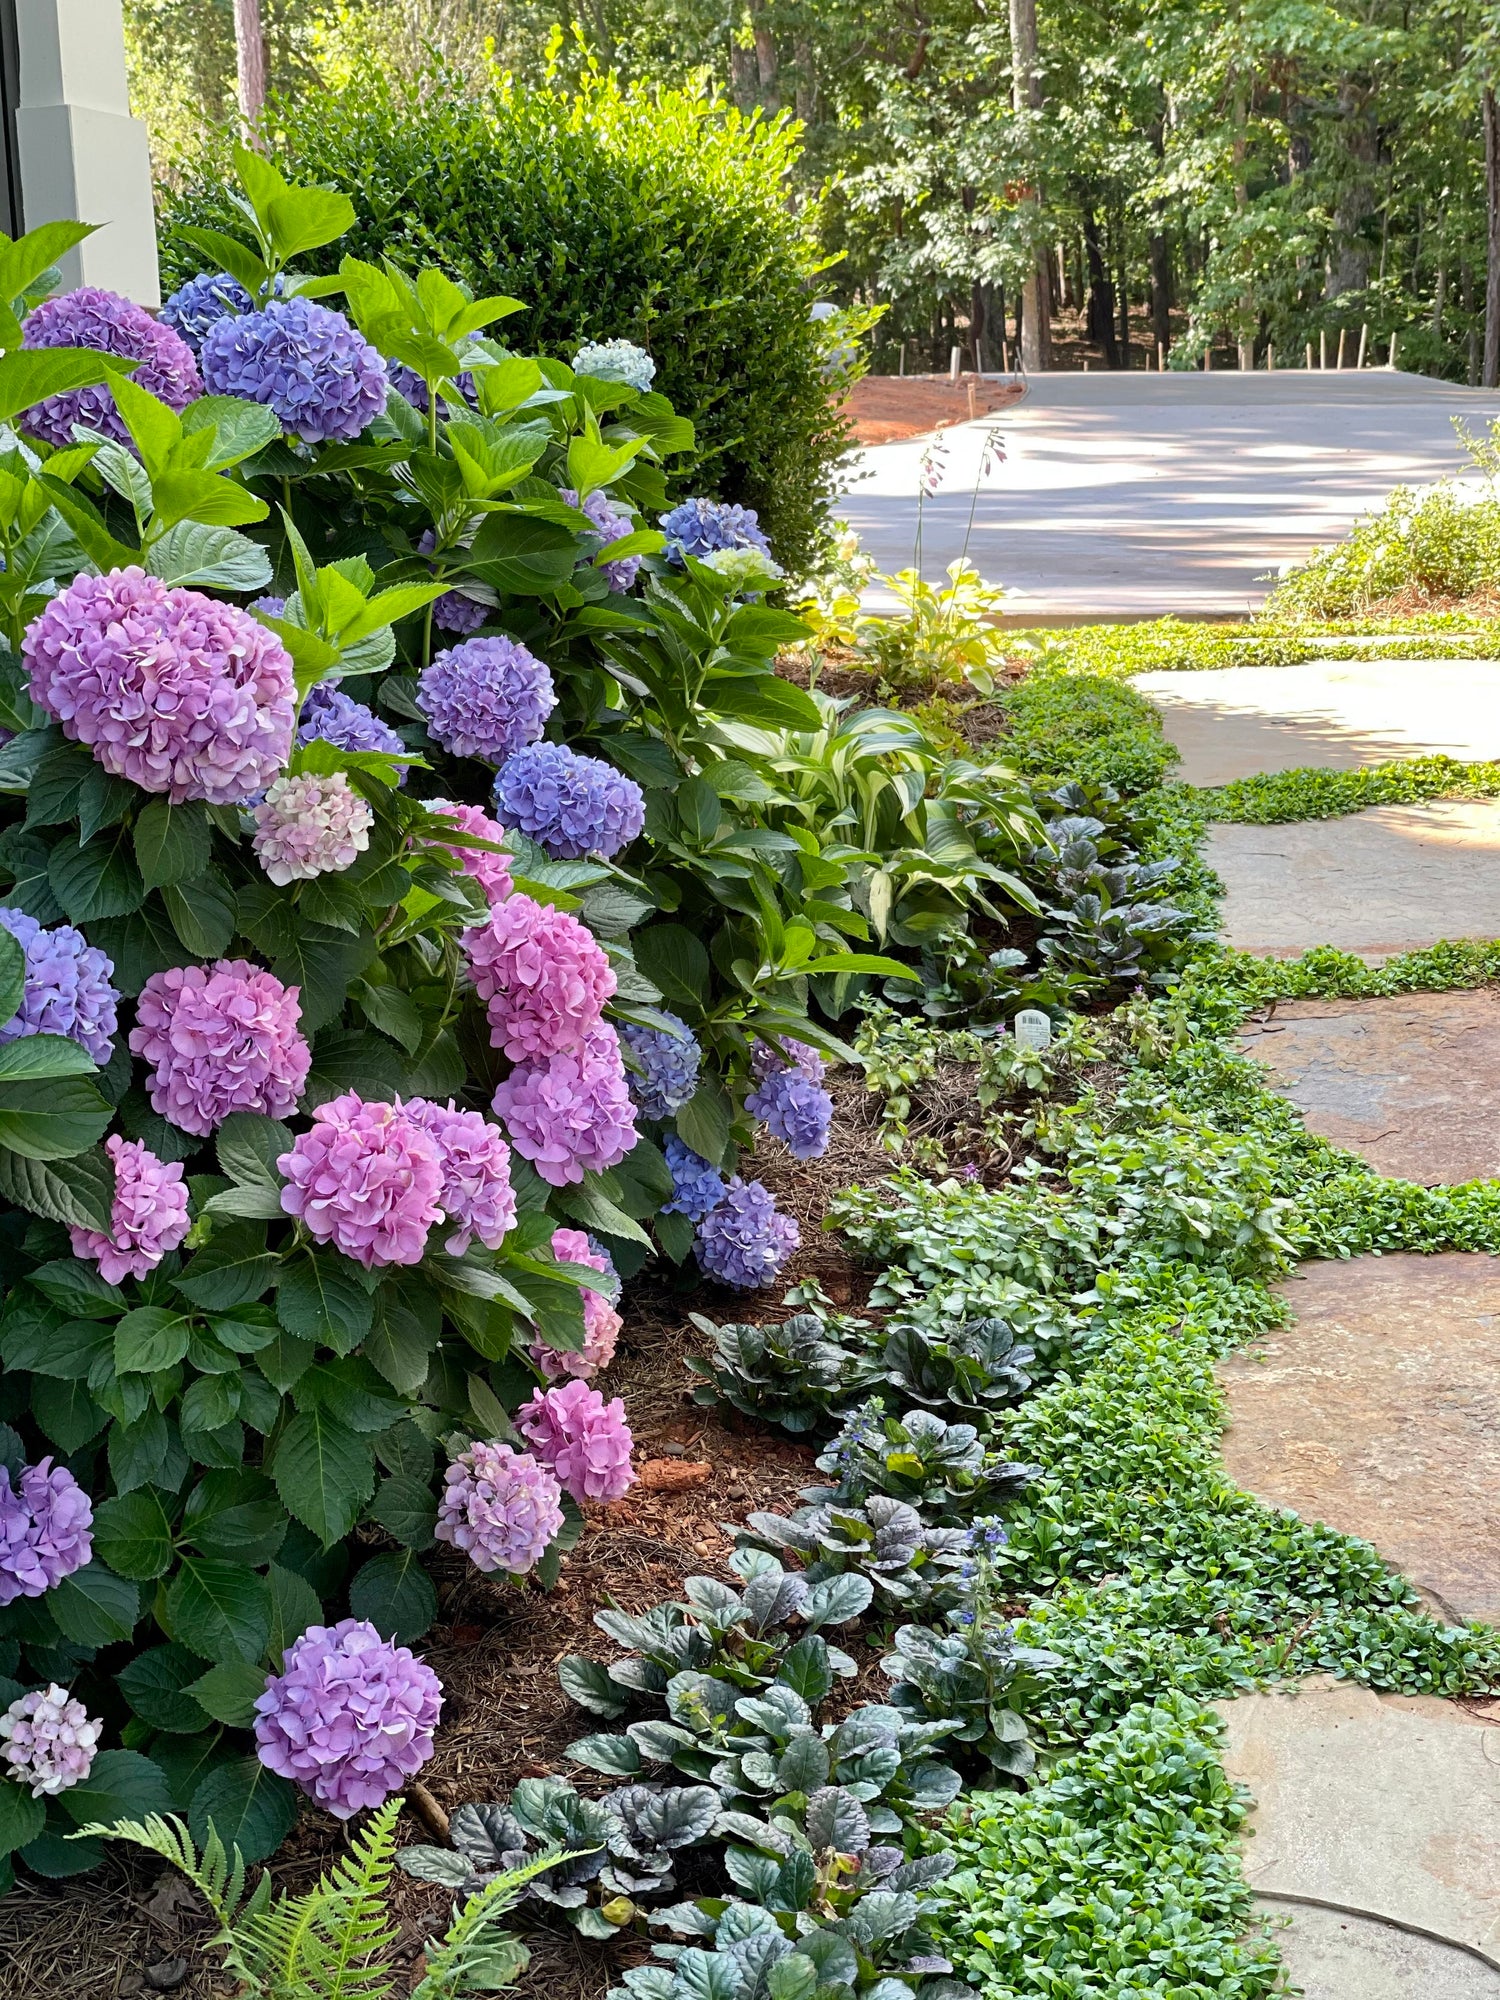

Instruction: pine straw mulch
[2,1059,989,2000]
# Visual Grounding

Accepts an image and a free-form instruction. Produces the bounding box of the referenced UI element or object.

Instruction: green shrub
[999,673,1178,793]
[1267,482,1500,618]
[157,65,853,572]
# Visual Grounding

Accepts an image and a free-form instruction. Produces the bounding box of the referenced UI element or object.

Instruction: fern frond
[413,1848,582,2000]
[239,1797,402,2000]
[74,1814,269,1996]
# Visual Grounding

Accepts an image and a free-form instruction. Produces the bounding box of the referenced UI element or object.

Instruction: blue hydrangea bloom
[561,488,641,592]
[249,594,286,619]
[694,1175,799,1290]
[492,743,645,862]
[0,907,118,1065]
[161,271,287,352]
[417,635,555,765]
[745,1063,833,1160]
[201,298,388,444]
[433,591,488,635]
[298,682,408,780]
[623,1013,701,1120]
[387,359,479,413]
[661,1137,726,1222]
[660,497,772,564]
[573,339,656,392]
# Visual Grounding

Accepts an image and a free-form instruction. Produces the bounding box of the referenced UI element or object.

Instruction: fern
[412,1850,565,2000]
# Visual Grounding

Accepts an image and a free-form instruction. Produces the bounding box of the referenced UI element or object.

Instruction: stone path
[845,372,1500,620]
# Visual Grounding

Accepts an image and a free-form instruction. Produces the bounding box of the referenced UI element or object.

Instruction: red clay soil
[842,374,1025,446]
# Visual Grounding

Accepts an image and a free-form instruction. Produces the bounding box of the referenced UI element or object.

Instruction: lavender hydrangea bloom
[131,960,311,1136]
[435,1440,563,1575]
[298,682,408,777]
[25,569,297,805]
[416,635,556,764]
[752,1037,826,1084]
[745,1064,834,1160]
[201,298,387,444]
[254,1617,442,1819]
[404,1098,516,1254]
[492,742,645,861]
[561,487,642,592]
[278,1092,444,1269]
[463,894,615,1062]
[622,1014,701,1120]
[252,770,374,884]
[0,1458,93,1606]
[433,590,488,634]
[694,1176,799,1290]
[516,1378,636,1503]
[572,340,656,391]
[0,1685,101,1797]
[661,1136,727,1222]
[530,1226,621,1381]
[69,1134,190,1283]
[490,1023,639,1187]
[387,360,478,413]
[161,270,289,352]
[659,497,772,564]
[22,287,201,446]
[251,594,287,619]
[0,907,118,1065]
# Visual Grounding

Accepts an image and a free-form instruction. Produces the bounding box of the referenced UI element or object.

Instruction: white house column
[15,0,160,304]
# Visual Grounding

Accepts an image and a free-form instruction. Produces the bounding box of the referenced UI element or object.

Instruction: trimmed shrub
[157,66,854,571]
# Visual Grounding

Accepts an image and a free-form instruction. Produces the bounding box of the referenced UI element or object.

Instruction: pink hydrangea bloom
[531,1226,621,1381]
[131,960,311,1137]
[0,1458,92,1605]
[252,770,374,884]
[516,1378,636,1504]
[0,1685,101,1797]
[462,893,615,1062]
[278,1092,444,1269]
[404,1098,516,1254]
[253,1618,442,1819]
[491,1023,639,1187]
[427,799,513,905]
[435,1440,564,1575]
[68,1134,190,1283]
[25,568,296,804]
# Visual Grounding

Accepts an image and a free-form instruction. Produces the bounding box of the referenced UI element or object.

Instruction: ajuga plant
[809,1401,1040,1521]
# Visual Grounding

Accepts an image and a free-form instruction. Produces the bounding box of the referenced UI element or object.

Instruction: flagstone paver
[1216,1681,1500,1978]
[1240,989,1500,1184]
[1209,800,1500,956]
[1219,1253,1500,1624]
[1260,1898,1500,1998]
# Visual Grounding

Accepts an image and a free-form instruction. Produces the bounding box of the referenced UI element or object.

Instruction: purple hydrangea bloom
[622,1013,701,1120]
[131,959,311,1137]
[0,907,118,1065]
[427,799,512,905]
[161,270,288,352]
[25,568,297,805]
[490,1023,639,1187]
[435,1440,563,1575]
[0,1685,101,1797]
[492,742,645,862]
[462,894,615,1062]
[0,1458,93,1606]
[21,287,201,446]
[201,298,387,444]
[278,1092,444,1269]
[694,1176,799,1290]
[516,1378,636,1503]
[745,1065,833,1160]
[404,1098,516,1254]
[530,1227,620,1381]
[69,1134,190,1283]
[661,1136,727,1221]
[660,497,772,564]
[561,487,641,592]
[388,360,478,413]
[254,1617,442,1819]
[433,590,488,634]
[752,1037,826,1084]
[416,635,556,764]
[252,770,374,884]
[298,681,408,776]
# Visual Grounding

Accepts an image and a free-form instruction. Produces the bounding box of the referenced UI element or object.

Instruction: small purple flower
[252,770,374,885]
[462,894,615,1062]
[278,1092,444,1269]
[417,635,556,765]
[0,1459,93,1606]
[745,1065,833,1160]
[0,907,118,1065]
[298,682,408,772]
[201,298,388,444]
[694,1176,799,1290]
[254,1618,442,1819]
[0,1685,101,1797]
[435,1440,563,1575]
[622,1013,701,1120]
[404,1098,516,1254]
[491,1023,639,1187]
[661,1136,726,1222]
[516,1378,636,1503]
[660,497,771,565]
[22,287,201,446]
[751,1038,826,1084]
[69,1134,190,1283]
[561,487,641,591]
[492,742,645,861]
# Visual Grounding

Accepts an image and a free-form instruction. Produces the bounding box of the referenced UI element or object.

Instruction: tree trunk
[1486,87,1500,388]
[1010,0,1051,369]
[730,39,759,113]
[234,0,266,137]
[1081,206,1119,366]
[1115,223,1131,364]
[750,0,779,109]
[793,39,816,125]
[1233,80,1255,370]
[1325,77,1378,304]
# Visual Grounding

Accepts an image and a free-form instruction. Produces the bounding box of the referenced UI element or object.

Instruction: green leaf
[175,225,269,295]
[355,979,423,1053]
[151,468,269,532]
[56,1749,172,1829]
[702,673,825,730]
[166,1555,271,1664]
[133,799,212,891]
[31,1376,106,1451]
[267,1561,323,1665]
[271,1407,375,1546]
[0,1073,112,1159]
[162,871,236,957]
[109,1407,190,1496]
[28,1257,121,1317]
[567,1733,644,1777]
[0,348,132,425]
[552,1179,652,1248]
[0,921,23,1028]
[48,826,144,921]
[146,519,275,590]
[92,1490,176,1580]
[368,1474,438,1550]
[188,1758,299,1865]
[216,1111,293,1189]
[0,1144,113,1228]
[674,1079,733,1168]
[114,1305,193,1373]
[47,1561,141,1645]
[468,510,578,594]
[0,1034,99,1082]
[181,1468,288,1565]
[632,924,710,1009]
[276,1248,375,1352]
[0,1781,45,1858]
[117,1644,212,1734]
[365,1280,439,1395]
[266,184,357,260]
[174,1222,279,1309]
[348,1548,438,1645]
[185,1660,270,1727]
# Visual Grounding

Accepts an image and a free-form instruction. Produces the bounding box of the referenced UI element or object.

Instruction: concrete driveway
[841,371,1500,621]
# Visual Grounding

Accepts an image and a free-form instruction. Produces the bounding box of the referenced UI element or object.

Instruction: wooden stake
[1336,327,1347,368]
[1158,339,1166,370]
[1357,322,1369,368]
